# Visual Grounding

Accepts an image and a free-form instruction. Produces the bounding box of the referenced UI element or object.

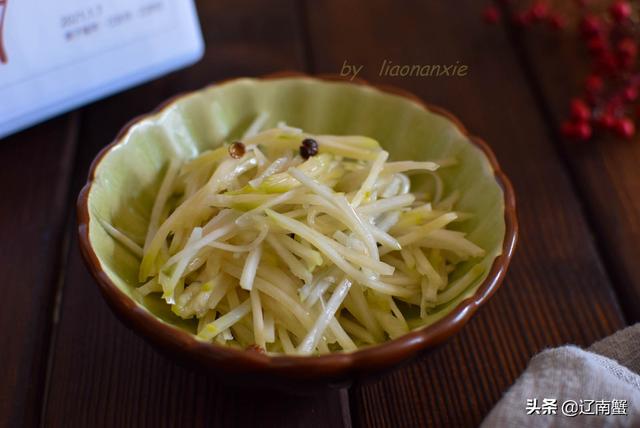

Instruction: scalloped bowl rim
[77,72,518,380]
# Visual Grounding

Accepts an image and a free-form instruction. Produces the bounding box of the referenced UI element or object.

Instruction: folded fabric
[482,324,640,427]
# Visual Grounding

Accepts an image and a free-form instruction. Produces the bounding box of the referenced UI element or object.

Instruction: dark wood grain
[0,114,79,428]
[302,0,626,426]
[41,1,349,427]
[507,8,640,322]
[6,1,629,427]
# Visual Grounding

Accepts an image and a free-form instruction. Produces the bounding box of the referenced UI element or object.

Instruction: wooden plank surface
[302,1,626,426]
[1,1,631,427]
[41,1,349,427]
[0,114,78,428]
[510,9,640,322]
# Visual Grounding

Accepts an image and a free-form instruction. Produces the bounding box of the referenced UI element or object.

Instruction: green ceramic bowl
[78,73,517,390]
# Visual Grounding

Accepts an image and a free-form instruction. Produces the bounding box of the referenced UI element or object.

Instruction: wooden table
[1,1,636,426]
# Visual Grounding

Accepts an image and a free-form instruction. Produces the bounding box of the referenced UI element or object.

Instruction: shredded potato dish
[103,117,486,355]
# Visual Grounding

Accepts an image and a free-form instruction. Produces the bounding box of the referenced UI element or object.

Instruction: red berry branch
[483,0,640,142]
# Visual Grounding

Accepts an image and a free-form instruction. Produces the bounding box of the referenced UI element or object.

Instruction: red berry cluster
[483,0,639,142]
[483,1,566,30]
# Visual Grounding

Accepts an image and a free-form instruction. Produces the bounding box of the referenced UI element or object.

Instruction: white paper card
[0,0,204,139]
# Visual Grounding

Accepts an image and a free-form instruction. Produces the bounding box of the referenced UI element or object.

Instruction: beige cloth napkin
[482,324,640,427]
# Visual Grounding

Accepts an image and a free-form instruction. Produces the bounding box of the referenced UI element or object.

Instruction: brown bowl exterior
[77,72,518,391]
